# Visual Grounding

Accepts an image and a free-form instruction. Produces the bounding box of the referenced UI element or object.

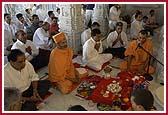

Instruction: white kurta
[11,39,39,61]
[82,38,112,71]
[130,20,143,39]
[107,31,128,48]
[4,30,14,56]
[4,60,39,92]
[109,6,121,30]
[4,21,17,40]
[81,28,91,46]
[33,27,52,50]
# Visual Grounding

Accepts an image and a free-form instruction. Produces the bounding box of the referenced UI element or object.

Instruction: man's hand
[94,42,100,51]
[32,89,43,101]
[26,46,32,55]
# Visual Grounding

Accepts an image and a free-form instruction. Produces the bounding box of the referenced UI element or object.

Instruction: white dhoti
[86,54,112,71]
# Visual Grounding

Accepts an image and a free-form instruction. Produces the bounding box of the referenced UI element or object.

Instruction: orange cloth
[48,47,75,94]
[120,39,155,74]
[52,32,66,43]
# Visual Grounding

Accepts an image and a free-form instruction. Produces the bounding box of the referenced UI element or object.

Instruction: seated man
[105,22,128,59]
[4,49,51,111]
[48,32,81,94]
[120,30,155,75]
[11,30,41,70]
[82,29,112,71]
[131,88,156,111]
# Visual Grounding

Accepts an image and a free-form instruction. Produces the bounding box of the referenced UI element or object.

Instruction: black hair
[16,13,23,19]
[135,11,142,18]
[56,8,60,12]
[15,30,25,37]
[7,49,24,62]
[48,11,53,17]
[131,89,154,111]
[4,13,10,19]
[150,9,154,14]
[32,14,39,20]
[25,9,29,12]
[92,22,100,27]
[67,105,87,111]
[91,28,101,37]
[116,22,123,27]
[139,30,148,36]
[143,16,148,20]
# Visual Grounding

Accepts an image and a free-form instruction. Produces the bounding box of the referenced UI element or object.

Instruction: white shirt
[109,6,121,21]
[4,30,14,56]
[33,27,52,50]
[107,31,128,48]
[4,21,17,40]
[14,19,25,31]
[81,28,91,46]
[4,60,39,92]
[82,38,103,64]
[130,20,143,39]
[11,39,39,61]
[44,17,52,24]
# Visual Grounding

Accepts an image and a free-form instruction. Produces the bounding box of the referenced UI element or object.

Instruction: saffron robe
[120,39,155,74]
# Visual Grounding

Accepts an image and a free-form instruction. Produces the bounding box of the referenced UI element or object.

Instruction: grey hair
[4,87,21,111]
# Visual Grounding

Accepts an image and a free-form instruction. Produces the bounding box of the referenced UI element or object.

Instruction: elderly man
[120,30,155,75]
[82,29,112,71]
[4,49,51,111]
[48,32,80,94]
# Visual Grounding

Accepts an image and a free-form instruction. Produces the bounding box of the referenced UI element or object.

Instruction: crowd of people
[4,4,163,111]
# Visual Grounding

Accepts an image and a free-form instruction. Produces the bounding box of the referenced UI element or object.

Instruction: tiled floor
[36,29,165,111]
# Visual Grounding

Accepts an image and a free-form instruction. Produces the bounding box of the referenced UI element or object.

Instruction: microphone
[135,43,141,50]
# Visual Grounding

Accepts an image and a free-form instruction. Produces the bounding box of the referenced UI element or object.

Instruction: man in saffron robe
[48,32,79,94]
[120,30,155,75]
